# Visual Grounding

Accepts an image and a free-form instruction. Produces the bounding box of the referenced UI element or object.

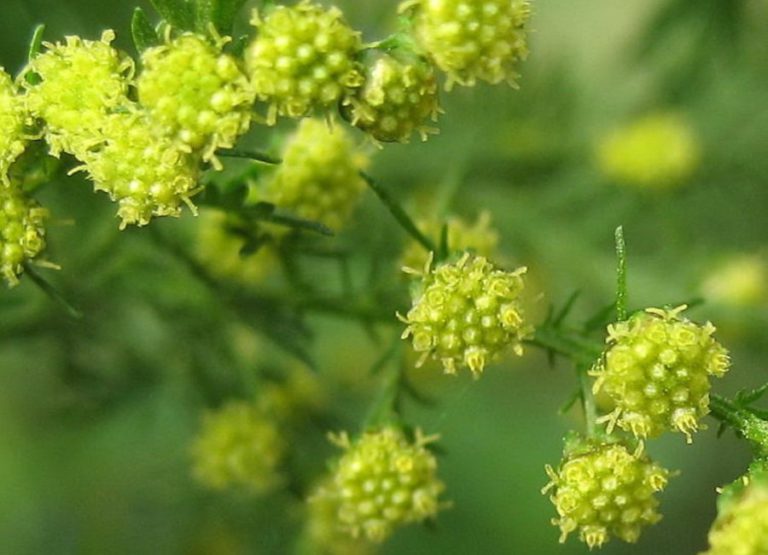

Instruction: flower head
[258,118,367,230]
[191,400,285,493]
[22,30,133,157]
[401,252,527,377]
[402,0,531,89]
[343,51,440,143]
[591,306,730,442]
[246,1,363,124]
[316,427,445,543]
[0,184,48,286]
[138,32,254,162]
[0,68,28,184]
[543,438,670,549]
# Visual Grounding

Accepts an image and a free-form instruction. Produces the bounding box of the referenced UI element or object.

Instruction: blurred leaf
[149,0,195,31]
[27,24,45,61]
[194,0,248,36]
[131,8,160,53]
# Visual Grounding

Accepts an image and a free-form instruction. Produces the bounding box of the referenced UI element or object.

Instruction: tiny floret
[246,1,364,124]
[258,118,367,230]
[0,184,48,286]
[596,113,700,189]
[316,427,445,542]
[0,69,27,184]
[401,252,527,377]
[543,439,670,549]
[138,33,254,162]
[191,400,285,493]
[591,306,730,442]
[80,110,200,228]
[402,0,532,89]
[343,52,440,143]
[22,30,133,158]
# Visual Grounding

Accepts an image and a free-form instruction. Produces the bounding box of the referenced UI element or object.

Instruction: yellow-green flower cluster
[22,30,133,157]
[344,52,439,143]
[246,1,364,124]
[403,0,532,89]
[591,306,730,443]
[401,211,499,274]
[191,399,285,493]
[0,69,27,184]
[596,113,701,189]
[259,118,367,230]
[401,252,527,377]
[80,111,200,228]
[0,184,48,286]
[317,427,445,543]
[543,440,670,549]
[138,33,254,162]
[196,209,277,285]
[701,469,768,555]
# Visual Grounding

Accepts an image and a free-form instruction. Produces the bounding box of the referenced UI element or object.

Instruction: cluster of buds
[591,306,731,443]
[543,437,670,549]
[0,184,48,285]
[401,252,528,377]
[314,427,445,543]
[0,69,28,183]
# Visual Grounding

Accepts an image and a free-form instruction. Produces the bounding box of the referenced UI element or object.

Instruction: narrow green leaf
[131,8,160,53]
[195,0,248,36]
[615,225,628,321]
[150,0,195,31]
[28,24,46,61]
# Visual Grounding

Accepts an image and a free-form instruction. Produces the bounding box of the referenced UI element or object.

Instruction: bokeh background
[1,0,768,553]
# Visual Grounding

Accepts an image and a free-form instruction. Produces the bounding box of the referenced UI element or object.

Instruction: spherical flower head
[196,209,277,285]
[542,439,670,549]
[81,110,200,228]
[22,30,133,158]
[400,210,499,276]
[245,1,364,124]
[138,33,254,163]
[318,427,445,542]
[342,51,440,143]
[701,254,768,309]
[702,467,768,555]
[260,118,367,230]
[0,184,48,286]
[596,112,700,190]
[191,400,285,493]
[0,69,28,185]
[591,306,731,443]
[401,252,527,377]
[402,0,531,89]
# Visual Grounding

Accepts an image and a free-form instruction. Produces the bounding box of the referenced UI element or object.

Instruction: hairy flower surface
[196,209,277,285]
[0,184,48,286]
[138,33,254,162]
[318,427,445,542]
[0,69,27,184]
[191,400,285,493]
[246,1,363,123]
[22,30,133,157]
[401,252,527,377]
[403,0,531,89]
[81,110,200,228]
[597,113,700,189]
[401,211,499,275]
[259,118,367,230]
[543,440,670,549]
[702,468,768,555]
[343,52,439,142]
[591,306,730,442]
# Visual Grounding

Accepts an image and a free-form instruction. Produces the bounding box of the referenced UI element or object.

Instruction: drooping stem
[360,171,437,254]
[217,148,282,165]
[710,394,768,458]
[24,263,83,319]
[615,225,628,321]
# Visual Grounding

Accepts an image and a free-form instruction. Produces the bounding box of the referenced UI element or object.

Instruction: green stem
[360,171,437,254]
[577,364,598,437]
[710,394,768,458]
[615,225,628,321]
[526,326,602,367]
[364,349,405,429]
[24,264,83,319]
[216,148,282,165]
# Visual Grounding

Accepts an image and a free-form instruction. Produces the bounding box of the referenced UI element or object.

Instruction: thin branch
[217,148,282,165]
[615,225,628,321]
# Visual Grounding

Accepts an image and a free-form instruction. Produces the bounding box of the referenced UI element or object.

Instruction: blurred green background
[1,0,768,554]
